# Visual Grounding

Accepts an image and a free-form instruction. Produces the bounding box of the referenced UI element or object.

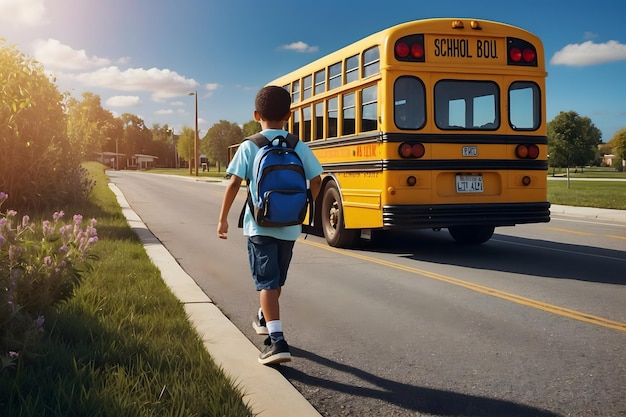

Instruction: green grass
[548,179,626,210]
[0,162,254,417]
[548,166,626,179]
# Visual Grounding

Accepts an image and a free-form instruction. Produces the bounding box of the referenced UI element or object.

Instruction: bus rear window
[435,80,499,130]
[394,76,426,130]
[509,81,540,130]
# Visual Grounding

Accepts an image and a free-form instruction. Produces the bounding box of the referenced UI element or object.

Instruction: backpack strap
[247,133,270,148]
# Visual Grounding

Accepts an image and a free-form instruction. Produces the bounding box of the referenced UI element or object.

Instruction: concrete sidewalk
[109,183,323,417]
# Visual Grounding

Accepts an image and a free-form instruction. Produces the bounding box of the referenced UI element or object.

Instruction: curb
[550,204,626,223]
[109,182,322,417]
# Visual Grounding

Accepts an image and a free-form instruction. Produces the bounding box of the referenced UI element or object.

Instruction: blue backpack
[238,133,312,228]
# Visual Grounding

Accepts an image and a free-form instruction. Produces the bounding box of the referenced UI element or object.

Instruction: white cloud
[203,83,220,96]
[70,66,199,101]
[106,96,142,107]
[278,41,319,53]
[32,39,111,70]
[583,32,599,40]
[550,40,626,66]
[155,109,175,115]
[0,0,46,26]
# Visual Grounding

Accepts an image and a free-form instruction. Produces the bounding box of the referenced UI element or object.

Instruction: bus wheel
[321,182,359,248]
[448,225,495,244]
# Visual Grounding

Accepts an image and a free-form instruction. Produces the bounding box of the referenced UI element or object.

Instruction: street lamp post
[167,128,178,169]
[115,137,119,170]
[189,91,199,177]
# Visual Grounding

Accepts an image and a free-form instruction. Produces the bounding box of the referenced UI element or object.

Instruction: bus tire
[321,182,359,248]
[448,225,495,244]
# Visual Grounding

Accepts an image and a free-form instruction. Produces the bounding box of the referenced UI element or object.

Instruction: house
[95,152,158,169]
[131,154,159,170]
[95,151,125,169]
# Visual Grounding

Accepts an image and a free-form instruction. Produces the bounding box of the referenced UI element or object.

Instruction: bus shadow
[279,345,562,417]
[345,229,626,286]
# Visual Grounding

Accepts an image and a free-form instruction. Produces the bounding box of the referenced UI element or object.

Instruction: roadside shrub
[0,41,92,211]
[0,192,98,372]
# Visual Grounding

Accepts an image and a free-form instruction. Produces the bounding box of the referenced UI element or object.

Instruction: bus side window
[346,54,359,83]
[292,80,300,103]
[293,109,300,137]
[361,85,378,132]
[303,75,312,100]
[315,102,324,140]
[327,97,338,138]
[343,92,356,135]
[394,76,426,130]
[363,46,380,78]
[329,62,342,90]
[303,106,312,142]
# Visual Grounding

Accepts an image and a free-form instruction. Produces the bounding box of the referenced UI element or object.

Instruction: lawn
[0,162,254,417]
[547,179,626,210]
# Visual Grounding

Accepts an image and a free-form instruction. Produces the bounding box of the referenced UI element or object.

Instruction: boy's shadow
[278,346,561,417]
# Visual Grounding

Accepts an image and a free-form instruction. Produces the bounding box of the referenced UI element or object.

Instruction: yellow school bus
[268,18,549,247]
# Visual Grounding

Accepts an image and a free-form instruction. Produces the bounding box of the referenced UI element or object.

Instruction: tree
[202,120,243,172]
[0,41,88,210]
[177,126,195,172]
[547,111,602,175]
[608,127,626,171]
[150,124,177,168]
[66,92,119,159]
[120,113,153,161]
[242,119,261,137]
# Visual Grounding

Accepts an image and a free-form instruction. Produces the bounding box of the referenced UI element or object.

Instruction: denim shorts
[247,235,295,291]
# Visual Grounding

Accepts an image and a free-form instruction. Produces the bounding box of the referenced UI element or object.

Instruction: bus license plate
[456,174,483,193]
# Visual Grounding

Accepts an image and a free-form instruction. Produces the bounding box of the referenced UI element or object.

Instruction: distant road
[110,170,626,417]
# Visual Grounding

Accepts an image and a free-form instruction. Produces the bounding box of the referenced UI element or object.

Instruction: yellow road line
[299,238,626,333]
[545,227,594,236]
[606,234,626,241]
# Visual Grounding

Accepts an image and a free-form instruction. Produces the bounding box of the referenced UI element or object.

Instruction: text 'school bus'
[267,18,550,247]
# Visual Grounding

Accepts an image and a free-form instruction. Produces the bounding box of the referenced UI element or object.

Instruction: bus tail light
[399,142,425,158]
[395,35,425,62]
[507,37,537,66]
[522,176,532,186]
[515,144,540,159]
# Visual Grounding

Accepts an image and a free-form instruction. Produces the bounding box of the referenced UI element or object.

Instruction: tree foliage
[120,113,153,156]
[0,41,90,210]
[242,119,261,137]
[202,120,243,171]
[547,111,601,168]
[66,92,120,159]
[608,127,626,160]
[176,126,195,166]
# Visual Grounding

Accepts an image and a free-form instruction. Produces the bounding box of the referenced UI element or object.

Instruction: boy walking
[217,86,323,365]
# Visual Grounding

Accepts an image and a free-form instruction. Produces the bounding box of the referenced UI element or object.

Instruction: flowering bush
[0,191,98,371]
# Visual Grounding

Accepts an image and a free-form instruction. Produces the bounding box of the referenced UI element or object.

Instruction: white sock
[266,320,282,335]
[258,307,263,320]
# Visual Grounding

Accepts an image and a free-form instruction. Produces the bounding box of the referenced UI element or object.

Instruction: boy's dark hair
[255,86,291,122]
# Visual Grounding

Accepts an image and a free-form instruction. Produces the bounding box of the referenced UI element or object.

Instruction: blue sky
[2,0,625,142]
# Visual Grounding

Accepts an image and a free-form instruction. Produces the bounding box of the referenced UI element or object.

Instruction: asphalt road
[110,170,626,417]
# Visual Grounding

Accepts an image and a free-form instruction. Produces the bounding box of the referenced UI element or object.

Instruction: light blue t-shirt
[226,129,323,241]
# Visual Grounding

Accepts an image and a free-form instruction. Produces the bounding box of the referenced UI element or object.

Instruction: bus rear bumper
[382,202,551,229]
